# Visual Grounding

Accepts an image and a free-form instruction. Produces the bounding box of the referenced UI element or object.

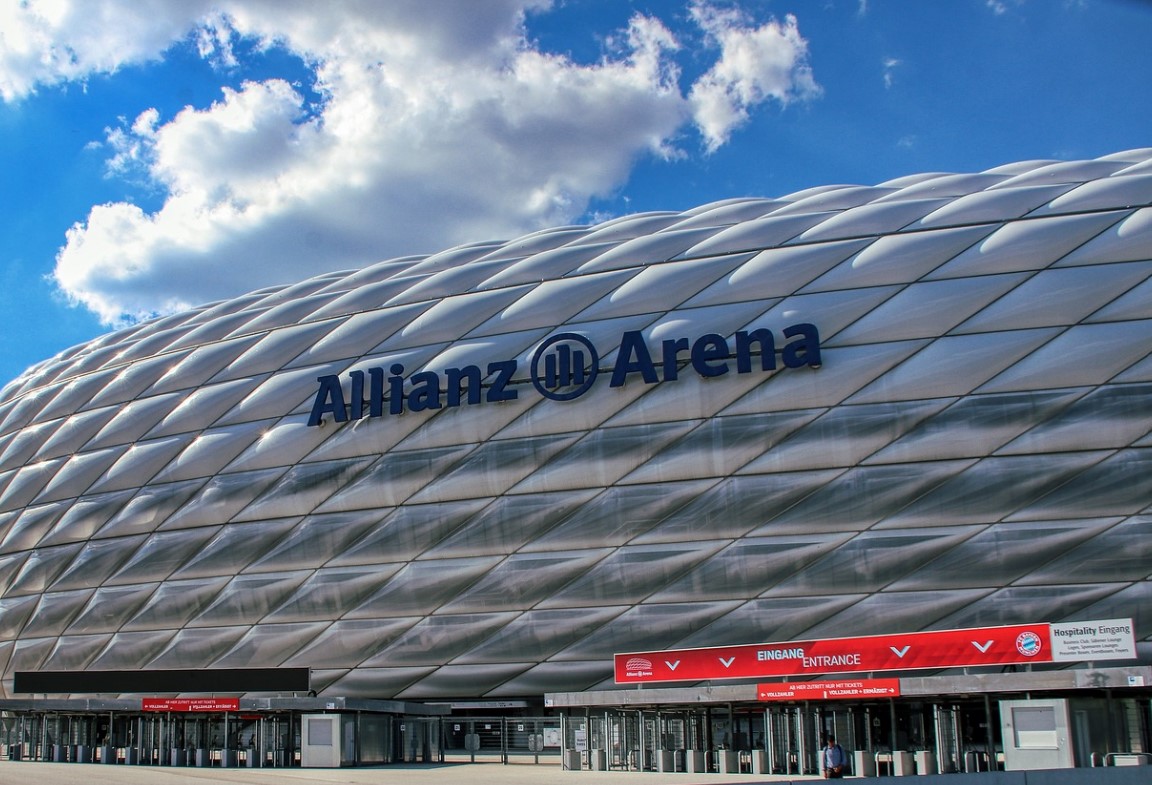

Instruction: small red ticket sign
[141,697,240,712]
[757,678,901,702]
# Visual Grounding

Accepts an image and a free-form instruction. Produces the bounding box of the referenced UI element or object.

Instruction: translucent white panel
[360,613,518,667]
[19,589,92,638]
[0,551,26,595]
[49,536,144,591]
[146,378,259,438]
[214,365,343,424]
[233,456,375,521]
[313,446,469,513]
[955,263,1150,333]
[799,590,990,641]
[476,241,618,290]
[990,159,1131,189]
[41,634,110,671]
[383,384,534,452]
[0,418,59,469]
[1034,173,1152,215]
[651,535,849,602]
[403,242,505,276]
[557,601,741,660]
[150,421,269,483]
[85,436,190,494]
[38,445,127,502]
[385,259,513,306]
[377,287,531,354]
[34,370,118,422]
[894,519,1118,591]
[86,353,184,408]
[492,370,650,443]
[804,224,994,291]
[526,480,714,550]
[110,327,192,365]
[1007,447,1152,521]
[467,270,634,337]
[119,576,231,631]
[453,606,625,663]
[241,512,375,573]
[675,595,861,649]
[264,566,401,623]
[346,558,502,619]
[473,227,590,262]
[873,172,1008,200]
[106,527,219,585]
[214,321,342,381]
[538,542,724,609]
[1056,207,1152,266]
[283,617,420,668]
[678,212,832,260]
[566,212,681,245]
[223,415,330,473]
[998,384,1152,455]
[156,468,286,531]
[795,198,952,242]
[288,303,429,368]
[189,571,310,627]
[231,292,340,335]
[0,500,66,553]
[575,226,725,274]
[307,277,426,324]
[439,550,613,613]
[625,410,822,484]
[96,479,204,538]
[67,584,154,633]
[756,285,900,341]
[1089,274,1152,322]
[86,393,183,449]
[573,254,749,323]
[867,389,1085,465]
[978,321,1152,394]
[7,543,82,595]
[327,500,487,567]
[721,341,924,415]
[685,239,870,308]
[916,184,1075,228]
[847,329,1058,404]
[511,422,695,495]
[170,518,300,580]
[400,663,536,699]
[31,406,119,462]
[1017,516,1152,584]
[672,198,780,229]
[880,452,1107,528]
[164,309,263,351]
[745,400,948,474]
[149,335,262,395]
[43,489,133,545]
[770,527,980,596]
[312,258,422,295]
[934,584,1123,630]
[89,630,176,669]
[750,461,971,536]
[410,434,578,504]
[0,596,39,638]
[832,275,1026,345]
[0,456,66,513]
[146,626,249,668]
[929,211,1127,280]
[771,185,893,215]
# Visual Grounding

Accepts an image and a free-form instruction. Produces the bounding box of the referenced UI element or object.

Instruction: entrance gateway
[550,619,1151,776]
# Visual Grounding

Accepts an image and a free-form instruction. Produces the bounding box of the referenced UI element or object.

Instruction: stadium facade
[0,149,1150,711]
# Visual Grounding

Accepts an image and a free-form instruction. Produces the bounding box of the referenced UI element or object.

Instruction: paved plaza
[0,760,822,785]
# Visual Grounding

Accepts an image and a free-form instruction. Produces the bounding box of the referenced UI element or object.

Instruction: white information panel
[1049,618,1136,662]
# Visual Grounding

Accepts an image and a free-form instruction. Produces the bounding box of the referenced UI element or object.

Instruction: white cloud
[882,57,902,89]
[3,1,820,325]
[688,3,820,152]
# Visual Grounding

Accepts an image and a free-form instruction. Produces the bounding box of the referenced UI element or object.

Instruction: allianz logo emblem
[308,323,821,427]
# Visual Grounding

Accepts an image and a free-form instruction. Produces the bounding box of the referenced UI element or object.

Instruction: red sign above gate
[757,678,901,702]
[141,697,240,712]
[614,619,1135,685]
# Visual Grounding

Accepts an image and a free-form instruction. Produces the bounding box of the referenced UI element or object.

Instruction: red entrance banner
[615,622,1055,684]
[142,697,240,712]
[757,678,900,702]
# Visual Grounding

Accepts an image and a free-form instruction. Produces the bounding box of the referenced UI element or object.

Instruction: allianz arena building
[0,150,1151,771]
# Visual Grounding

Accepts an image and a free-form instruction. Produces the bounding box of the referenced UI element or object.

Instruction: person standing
[822,735,847,778]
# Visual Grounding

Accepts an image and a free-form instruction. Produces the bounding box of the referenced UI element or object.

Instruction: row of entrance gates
[0,712,565,768]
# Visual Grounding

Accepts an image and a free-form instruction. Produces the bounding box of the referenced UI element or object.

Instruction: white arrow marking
[972,640,994,653]
[891,645,910,658]
[719,656,736,668]
[665,660,680,671]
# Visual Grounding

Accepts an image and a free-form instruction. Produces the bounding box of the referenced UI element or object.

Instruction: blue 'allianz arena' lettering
[307,323,821,427]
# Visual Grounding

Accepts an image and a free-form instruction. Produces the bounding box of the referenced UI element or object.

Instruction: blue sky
[0,0,1149,387]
